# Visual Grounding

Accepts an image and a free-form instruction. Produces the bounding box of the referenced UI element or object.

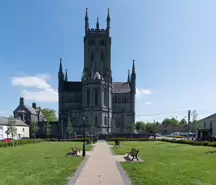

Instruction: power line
[136,110,188,117]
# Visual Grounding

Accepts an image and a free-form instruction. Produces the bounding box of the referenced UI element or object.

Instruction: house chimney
[20,97,24,106]
[32,103,36,109]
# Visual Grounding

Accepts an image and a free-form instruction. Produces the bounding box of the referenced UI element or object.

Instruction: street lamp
[82,115,86,156]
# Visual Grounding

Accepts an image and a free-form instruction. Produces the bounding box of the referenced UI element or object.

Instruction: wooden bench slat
[127,148,139,161]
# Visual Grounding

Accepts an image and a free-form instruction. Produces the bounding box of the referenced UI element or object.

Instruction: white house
[0,117,29,140]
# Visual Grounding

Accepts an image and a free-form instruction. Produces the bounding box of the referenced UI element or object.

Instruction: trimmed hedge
[160,138,216,147]
[45,138,93,142]
[107,138,216,148]
[108,138,155,141]
[0,139,45,147]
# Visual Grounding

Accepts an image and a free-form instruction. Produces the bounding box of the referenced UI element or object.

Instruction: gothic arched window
[95,88,98,106]
[100,51,104,61]
[104,116,107,125]
[87,88,90,106]
[90,51,94,61]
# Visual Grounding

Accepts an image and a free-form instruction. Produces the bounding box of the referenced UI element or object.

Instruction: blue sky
[1,0,216,122]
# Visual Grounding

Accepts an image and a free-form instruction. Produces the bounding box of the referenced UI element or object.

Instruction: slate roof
[64,81,82,92]
[0,117,29,127]
[199,113,216,122]
[112,82,131,93]
[24,105,37,115]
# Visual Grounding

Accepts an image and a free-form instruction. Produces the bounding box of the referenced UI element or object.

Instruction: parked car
[1,138,12,143]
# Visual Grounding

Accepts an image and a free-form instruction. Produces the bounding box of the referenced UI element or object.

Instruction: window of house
[204,122,206,128]
[0,126,3,133]
[23,128,25,132]
[210,122,212,128]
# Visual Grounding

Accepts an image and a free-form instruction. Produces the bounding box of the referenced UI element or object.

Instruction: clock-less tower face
[83,31,111,79]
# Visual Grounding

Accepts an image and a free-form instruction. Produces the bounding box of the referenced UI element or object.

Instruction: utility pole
[188,110,191,140]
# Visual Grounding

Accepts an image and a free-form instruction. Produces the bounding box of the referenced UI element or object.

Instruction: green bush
[160,139,216,147]
[46,138,59,141]
[0,139,45,147]
[108,138,156,142]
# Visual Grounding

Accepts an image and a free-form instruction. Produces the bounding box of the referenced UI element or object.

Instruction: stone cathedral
[58,9,136,134]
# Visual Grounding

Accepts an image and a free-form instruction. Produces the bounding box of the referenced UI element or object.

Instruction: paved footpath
[74,141,126,185]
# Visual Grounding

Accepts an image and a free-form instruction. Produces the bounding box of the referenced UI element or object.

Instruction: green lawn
[0,142,92,185]
[111,141,216,185]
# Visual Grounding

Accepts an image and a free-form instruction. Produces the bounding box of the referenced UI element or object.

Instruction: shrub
[46,138,59,141]
[107,138,156,142]
[0,139,45,147]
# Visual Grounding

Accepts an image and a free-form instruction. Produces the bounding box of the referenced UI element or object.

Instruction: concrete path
[73,141,126,185]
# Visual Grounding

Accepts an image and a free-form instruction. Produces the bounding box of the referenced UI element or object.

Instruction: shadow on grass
[65,152,81,157]
[205,150,216,154]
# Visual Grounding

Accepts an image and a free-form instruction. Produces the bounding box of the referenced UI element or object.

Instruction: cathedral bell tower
[82,8,112,134]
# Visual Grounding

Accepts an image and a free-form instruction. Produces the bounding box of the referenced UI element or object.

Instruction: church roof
[64,81,82,92]
[112,82,131,93]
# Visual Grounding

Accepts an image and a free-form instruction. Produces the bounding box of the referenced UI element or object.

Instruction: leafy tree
[162,118,172,125]
[6,115,17,146]
[180,118,187,125]
[162,118,179,126]
[66,118,73,139]
[145,122,156,133]
[30,121,38,142]
[111,119,116,133]
[39,108,57,122]
[126,123,135,133]
[135,121,145,132]
[170,118,179,125]
[45,122,51,138]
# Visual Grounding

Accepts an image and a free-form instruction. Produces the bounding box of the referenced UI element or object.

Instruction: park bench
[114,140,120,147]
[71,146,80,155]
[127,148,139,161]
[86,140,91,145]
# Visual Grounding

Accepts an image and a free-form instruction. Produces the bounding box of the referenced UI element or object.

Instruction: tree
[162,118,179,126]
[135,121,145,132]
[126,123,135,138]
[30,121,38,142]
[111,119,116,133]
[66,118,73,139]
[180,118,187,125]
[39,108,57,123]
[162,118,172,126]
[6,115,17,146]
[45,122,51,138]
[145,122,156,133]
[170,118,179,125]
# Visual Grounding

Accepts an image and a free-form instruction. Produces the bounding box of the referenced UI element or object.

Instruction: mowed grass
[111,141,216,185]
[0,142,92,185]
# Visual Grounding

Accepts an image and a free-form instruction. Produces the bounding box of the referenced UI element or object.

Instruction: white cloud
[136,88,152,96]
[11,75,51,89]
[146,102,152,105]
[0,111,4,114]
[11,74,58,102]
